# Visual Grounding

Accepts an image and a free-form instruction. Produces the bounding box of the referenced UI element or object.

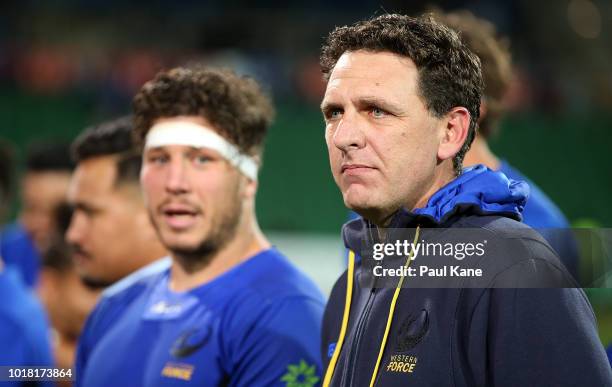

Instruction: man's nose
[65,211,84,245]
[332,110,366,152]
[165,159,190,194]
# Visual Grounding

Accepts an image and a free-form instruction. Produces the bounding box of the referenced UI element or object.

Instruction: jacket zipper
[341,287,377,386]
[340,220,390,386]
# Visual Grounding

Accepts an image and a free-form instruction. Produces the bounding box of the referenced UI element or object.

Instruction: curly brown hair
[432,10,512,139]
[132,67,274,157]
[320,14,483,175]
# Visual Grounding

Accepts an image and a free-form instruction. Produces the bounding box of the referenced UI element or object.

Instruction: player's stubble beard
[149,183,242,274]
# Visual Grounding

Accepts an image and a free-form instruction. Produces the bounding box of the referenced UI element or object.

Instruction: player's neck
[463,135,500,170]
[168,216,270,292]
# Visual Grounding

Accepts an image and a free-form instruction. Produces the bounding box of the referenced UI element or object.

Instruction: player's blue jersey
[498,161,570,229]
[499,161,579,278]
[0,265,53,386]
[76,248,325,387]
[0,223,41,288]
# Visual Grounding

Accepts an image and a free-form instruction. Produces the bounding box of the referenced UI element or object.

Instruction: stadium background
[1,0,611,345]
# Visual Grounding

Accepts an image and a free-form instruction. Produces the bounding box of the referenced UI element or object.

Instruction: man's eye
[325,109,343,121]
[148,154,168,164]
[371,107,387,118]
[194,155,211,165]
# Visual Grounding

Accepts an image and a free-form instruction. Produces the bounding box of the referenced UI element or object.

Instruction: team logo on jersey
[280,359,320,387]
[395,309,429,352]
[171,326,211,358]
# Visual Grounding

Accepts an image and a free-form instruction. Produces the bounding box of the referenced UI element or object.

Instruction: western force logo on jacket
[396,309,429,352]
[385,309,429,375]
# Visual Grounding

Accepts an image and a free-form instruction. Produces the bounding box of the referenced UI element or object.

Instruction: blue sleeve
[0,316,54,387]
[483,287,612,386]
[227,297,324,387]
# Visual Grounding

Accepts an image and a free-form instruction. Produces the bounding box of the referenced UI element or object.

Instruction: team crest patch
[395,309,429,352]
[171,326,211,358]
[280,359,320,387]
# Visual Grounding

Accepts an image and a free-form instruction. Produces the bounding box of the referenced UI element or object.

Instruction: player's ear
[437,106,470,161]
[243,178,257,199]
[242,154,260,199]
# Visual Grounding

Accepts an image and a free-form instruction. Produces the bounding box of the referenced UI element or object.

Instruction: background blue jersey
[76,248,325,387]
[0,266,53,387]
[499,161,579,279]
[0,223,41,288]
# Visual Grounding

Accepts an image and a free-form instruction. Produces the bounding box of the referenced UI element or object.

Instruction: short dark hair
[41,202,74,272]
[71,116,141,187]
[320,14,483,175]
[26,142,74,173]
[132,67,274,157]
[433,10,512,139]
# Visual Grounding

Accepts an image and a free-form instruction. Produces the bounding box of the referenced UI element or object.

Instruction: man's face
[322,50,446,223]
[140,116,244,263]
[20,171,71,253]
[66,156,152,286]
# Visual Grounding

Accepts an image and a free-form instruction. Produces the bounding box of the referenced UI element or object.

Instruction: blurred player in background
[1,142,74,288]
[37,202,98,378]
[437,10,580,279]
[76,68,324,386]
[0,140,54,385]
[67,116,167,289]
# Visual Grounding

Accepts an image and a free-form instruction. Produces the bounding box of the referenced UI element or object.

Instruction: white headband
[144,121,258,180]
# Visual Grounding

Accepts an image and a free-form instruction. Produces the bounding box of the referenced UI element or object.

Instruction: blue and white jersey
[76,248,325,387]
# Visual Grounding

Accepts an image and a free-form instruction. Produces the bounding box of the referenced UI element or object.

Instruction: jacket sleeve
[479,260,612,386]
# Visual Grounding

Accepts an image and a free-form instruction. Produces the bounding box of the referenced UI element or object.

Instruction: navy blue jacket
[322,166,612,386]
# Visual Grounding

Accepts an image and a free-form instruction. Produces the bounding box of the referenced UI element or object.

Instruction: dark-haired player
[2,141,73,288]
[67,116,167,288]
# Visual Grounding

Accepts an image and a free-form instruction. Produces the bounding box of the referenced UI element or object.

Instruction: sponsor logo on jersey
[161,362,194,381]
[280,359,320,387]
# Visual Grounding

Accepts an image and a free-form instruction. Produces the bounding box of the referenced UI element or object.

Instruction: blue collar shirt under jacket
[76,248,325,387]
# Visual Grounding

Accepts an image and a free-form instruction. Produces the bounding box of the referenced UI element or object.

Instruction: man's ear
[243,178,258,199]
[437,107,470,161]
[242,154,260,199]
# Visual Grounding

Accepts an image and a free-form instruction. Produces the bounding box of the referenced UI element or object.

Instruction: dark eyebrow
[72,201,99,214]
[356,96,404,115]
[320,100,342,114]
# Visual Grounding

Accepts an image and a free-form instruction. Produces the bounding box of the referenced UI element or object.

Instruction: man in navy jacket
[319,14,612,386]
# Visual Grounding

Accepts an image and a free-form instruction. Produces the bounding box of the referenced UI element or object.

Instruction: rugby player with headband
[75,68,325,386]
